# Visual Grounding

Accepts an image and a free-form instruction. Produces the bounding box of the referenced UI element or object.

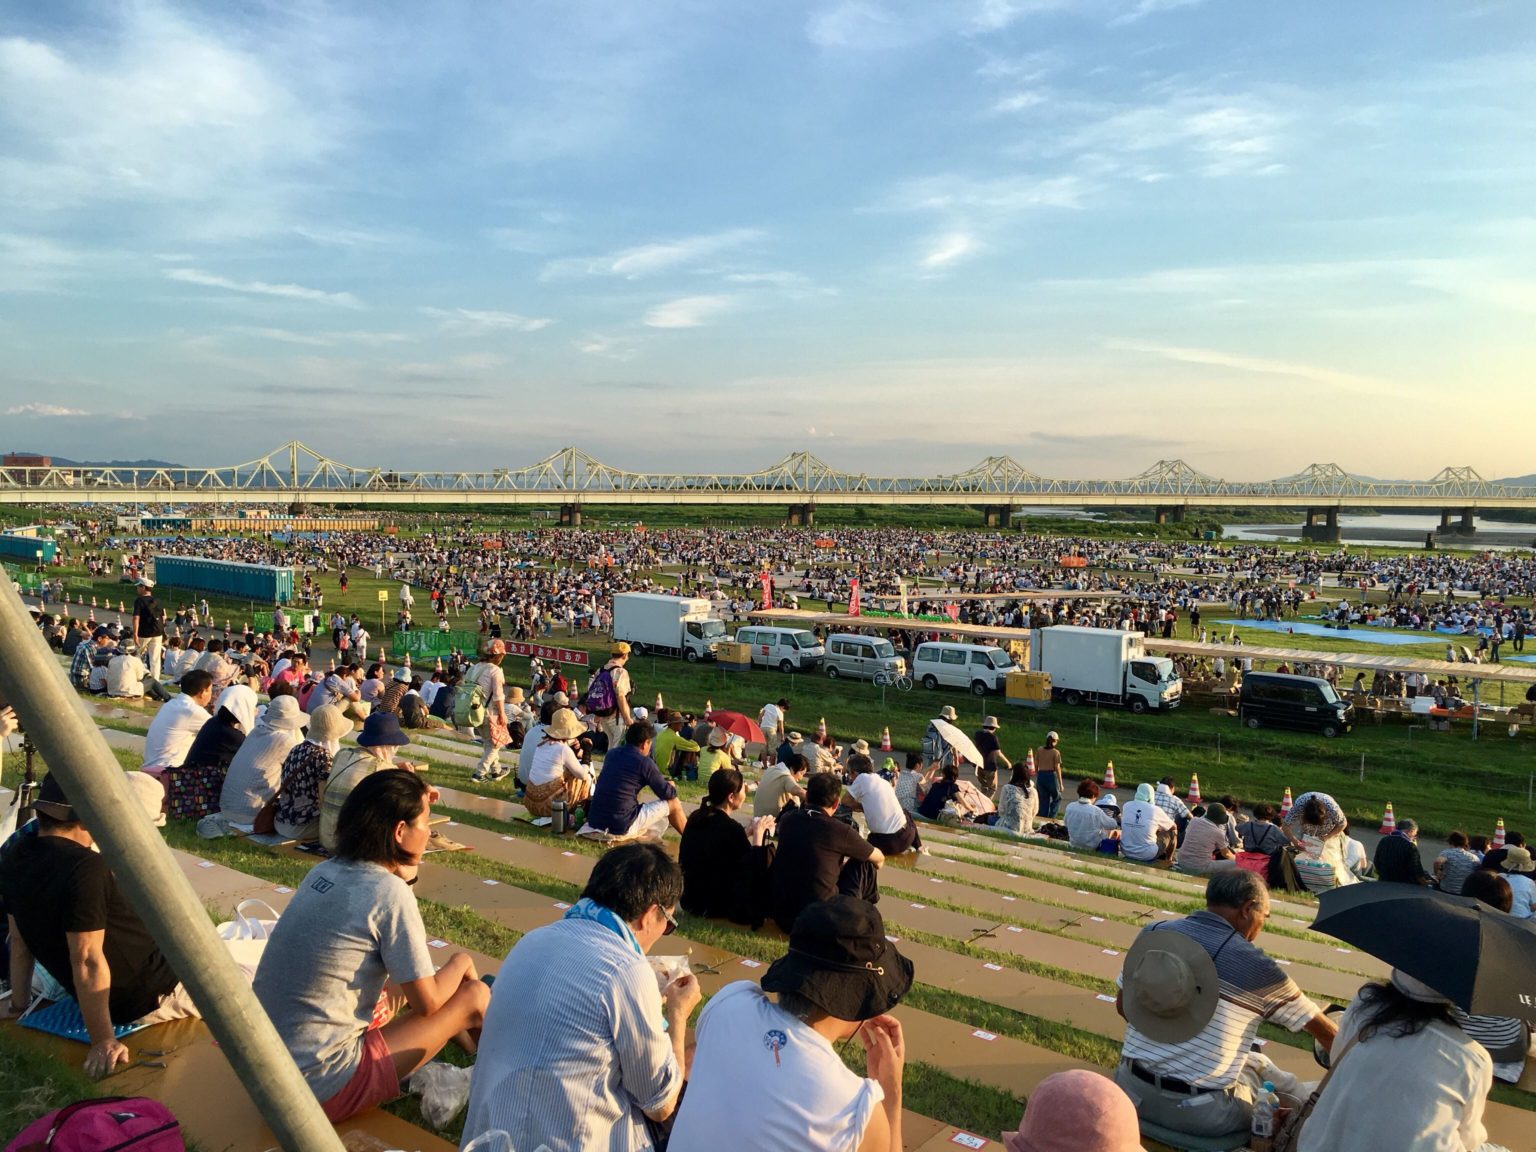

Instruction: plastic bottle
[1250,1079,1280,1151]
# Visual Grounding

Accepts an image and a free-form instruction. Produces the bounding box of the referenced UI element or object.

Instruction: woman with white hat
[202,695,310,835]
[523,707,594,820]
[272,704,353,843]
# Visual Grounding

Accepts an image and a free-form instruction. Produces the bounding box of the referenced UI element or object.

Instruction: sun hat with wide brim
[708,727,731,748]
[1001,1069,1144,1152]
[762,896,914,1022]
[1120,925,1219,1044]
[306,704,353,744]
[850,739,871,755]
[982,716,1001,730]
[358,711,411,748]
[545,707,585,741]
[262,695,309,731]
[1502,846,1535,874]
[34,772,76,823]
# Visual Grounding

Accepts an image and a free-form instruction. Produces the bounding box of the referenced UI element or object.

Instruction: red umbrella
[706,710,766,745]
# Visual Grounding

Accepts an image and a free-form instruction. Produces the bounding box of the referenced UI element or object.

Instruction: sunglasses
[661,906,678,936]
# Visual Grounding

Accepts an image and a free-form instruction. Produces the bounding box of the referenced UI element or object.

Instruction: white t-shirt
[527,739,590,786]
[668,982,882,1152]
[758,702,782,731]
[1506,872,1535,920]
[1119,799,1174,861]
[141,692,211,770]
[107,653,148,697]
[846,773,907,836]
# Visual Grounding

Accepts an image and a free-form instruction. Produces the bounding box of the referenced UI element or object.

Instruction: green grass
[0,1029,101,1142]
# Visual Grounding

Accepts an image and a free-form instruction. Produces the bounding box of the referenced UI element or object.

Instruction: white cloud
[1108,340,1387,391]
[881,173,1088,217]
[643,295,737,329]
[164,268,363,308]
[541,229,763,280]
[420,307,554,334]
[1109,0,1208,27]
[0,232,90,293]
[4,403,89,417]
[919,232,979,270]
[575,333,647,361]
[993,91,1046,114]
[1066,92,1290,178]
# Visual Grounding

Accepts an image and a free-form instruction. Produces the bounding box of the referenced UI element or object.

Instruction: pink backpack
[5,1097,182,1152]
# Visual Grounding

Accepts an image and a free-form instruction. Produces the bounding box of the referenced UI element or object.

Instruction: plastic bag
[217,899,281,981]
[647,953,692,995]
[407,1061,474,1129]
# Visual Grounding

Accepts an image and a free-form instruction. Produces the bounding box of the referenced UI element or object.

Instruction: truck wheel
[629,642,645,656]
[1129,698,1148,715]
[779,659,795,674]
[826,665,840,679]
[1245,715,1261,730]
[1063,690,1083,706]
[970,680,988,697]
[922,675,939,691]
[684,648,699,663]
[1321,722,1340,739]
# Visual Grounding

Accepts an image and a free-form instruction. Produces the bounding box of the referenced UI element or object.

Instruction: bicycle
[873,668,913,692]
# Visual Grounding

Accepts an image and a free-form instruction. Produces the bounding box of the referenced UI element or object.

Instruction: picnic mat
[20,997,152,1044]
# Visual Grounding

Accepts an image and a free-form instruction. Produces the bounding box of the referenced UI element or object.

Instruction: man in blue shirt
[580,721,686,841]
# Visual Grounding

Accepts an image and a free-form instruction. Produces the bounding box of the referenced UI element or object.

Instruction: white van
[735,626,826,673]
[913,641,1016,695]
[824,634,906,682]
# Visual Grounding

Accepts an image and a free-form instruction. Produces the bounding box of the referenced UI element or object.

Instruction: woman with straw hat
[523,707,594,820]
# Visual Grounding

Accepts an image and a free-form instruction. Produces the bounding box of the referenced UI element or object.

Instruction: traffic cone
[880,726,892,752]
[1379,802,1396,836]
[705,698,713,717]
[242,621,250,635]
[1280,787,1293,819]
[119,600,126,615]
[817,716,827,739]
[1186,773,1202,804]
[1025,748,1036,776]
[434,656,443,673]
[87,607,95,623]
[328,658,336,673]
[1493,819,1506,849]
[91,595,98,608]
[655,692,664,712]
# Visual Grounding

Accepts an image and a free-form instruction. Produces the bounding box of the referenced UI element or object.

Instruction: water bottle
[551,798,568,835]
[1250,1079,1280,1151]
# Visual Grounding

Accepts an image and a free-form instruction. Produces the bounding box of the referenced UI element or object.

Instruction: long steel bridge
[3,442,1533,536]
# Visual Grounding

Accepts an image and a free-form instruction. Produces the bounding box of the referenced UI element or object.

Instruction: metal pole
[1472,679,1480,742]
[0,580,345,1152]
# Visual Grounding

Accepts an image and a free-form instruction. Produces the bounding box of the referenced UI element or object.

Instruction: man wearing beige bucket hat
[1114,870,1335,1138]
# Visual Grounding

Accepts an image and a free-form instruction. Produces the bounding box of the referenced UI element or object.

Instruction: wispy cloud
[542,229,763,281]
[225,326,417,347]
[1109,0,1208,27]
[164,268,364,308]
[1109,340,1385,391]
[919,232,978,270]
[420,307,554,334]
[4,403,89,417]
[0,232,90,293]
[643,295,737,329]
[880,173,1087,217]
[575,332,648,360]
[1064,91,1290,178]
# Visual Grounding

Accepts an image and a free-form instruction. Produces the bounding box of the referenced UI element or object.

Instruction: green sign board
[390,630,480,659]
[854,609,956,623]
[253,610,275,633]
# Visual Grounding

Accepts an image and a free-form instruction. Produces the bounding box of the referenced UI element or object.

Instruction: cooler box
[716,642,753,672]
[1006,670,1051,708]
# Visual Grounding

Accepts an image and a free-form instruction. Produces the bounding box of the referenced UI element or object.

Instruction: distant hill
[16,455,186,469]
[1498,474,1536,486]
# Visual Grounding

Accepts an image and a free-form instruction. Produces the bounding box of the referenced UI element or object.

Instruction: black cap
[34,773,77,822]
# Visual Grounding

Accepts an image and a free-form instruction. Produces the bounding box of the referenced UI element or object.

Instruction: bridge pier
[558,503,582,527]
[1153,505,1187,525]
[1301,507,1341,543]
[1439,510,1454,534]
[786,503,816,527]
[982,505,1012,529]
[1460,508,1475,534]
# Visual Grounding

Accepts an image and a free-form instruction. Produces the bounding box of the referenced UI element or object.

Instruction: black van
[1238,672,1353,738]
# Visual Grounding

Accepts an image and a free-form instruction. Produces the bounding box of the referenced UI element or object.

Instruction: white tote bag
[217,898,281,980]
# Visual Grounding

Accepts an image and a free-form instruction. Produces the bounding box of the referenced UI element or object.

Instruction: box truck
[612,592,725,662]
[1028,625,1181,713]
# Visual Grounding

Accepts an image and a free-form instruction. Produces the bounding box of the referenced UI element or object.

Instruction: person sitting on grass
[320,712,432,852]
[755,751,809,817]
[1175,802,1239,875]
[522,706,594,820]
[1064,779,1122,854]
[1000,1069,1144,1152]
[578,720,686,842]
[842,754,924,856]
[1120,782,1176,863]
[994,760,1039,838]
[679,768,776,926]
[197,694,309,837]
[254,770,489,1122]
[770,773,885,931]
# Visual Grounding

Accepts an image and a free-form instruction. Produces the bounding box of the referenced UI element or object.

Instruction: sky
[1,0,1534,482]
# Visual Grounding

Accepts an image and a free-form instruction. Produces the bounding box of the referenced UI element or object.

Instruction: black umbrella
[1311,883,1536,1016]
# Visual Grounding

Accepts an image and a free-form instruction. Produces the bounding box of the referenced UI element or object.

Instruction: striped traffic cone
[1279,787,1293,819]
[119,600,126,615]
[655,692,664,712]
[880,726,892,752]
[1187,773,1202,804]
[91,595,98,608]
[817,716,827,739]
[1379,802,1396,835]
[1103,760,1117,789]
[705,699,713,717]
[1493,819,1506,849]
[1025,748,1036,776]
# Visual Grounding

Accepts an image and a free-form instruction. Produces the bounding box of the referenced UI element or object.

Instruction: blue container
[152,555,295,604]
[0,534,56,564]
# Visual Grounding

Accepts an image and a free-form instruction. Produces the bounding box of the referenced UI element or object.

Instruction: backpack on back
[6,1097,183,1152]
[453,666,488,728]
[584,666,617,715]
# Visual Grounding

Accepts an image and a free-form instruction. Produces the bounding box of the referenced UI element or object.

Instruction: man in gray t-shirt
[253,858,436,1102]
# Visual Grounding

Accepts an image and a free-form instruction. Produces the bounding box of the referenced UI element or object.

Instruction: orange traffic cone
[87,607,95,623]
[91,595,98,608]
[1379,802,1396,835]
[1279,787,1293,820]
[328,658,336,672]
[1186,774,1202,804]
[119,600,126,615]
[705,698,713,717]
[1493,818,1506,849]
[1025,749,1036,776]
[817,716,827,739]
[880,726,892,752]
[434,656,443,672]
[1103,760,1117,789]
[655,692,664,712]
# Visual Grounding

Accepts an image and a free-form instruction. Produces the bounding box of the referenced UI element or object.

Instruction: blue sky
[2,1,1533,480]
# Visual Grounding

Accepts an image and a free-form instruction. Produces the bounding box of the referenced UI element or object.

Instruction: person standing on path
[130,578,166,681]
[1034,731,1064,819]
[587,641,635,751]
[973,715,1005,799]
[468,639,511,782]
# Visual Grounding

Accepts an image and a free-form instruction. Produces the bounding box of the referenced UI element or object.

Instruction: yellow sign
[377,590,389,602]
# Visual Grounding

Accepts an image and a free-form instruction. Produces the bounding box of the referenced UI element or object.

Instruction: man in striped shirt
[1114,870,1337,1138]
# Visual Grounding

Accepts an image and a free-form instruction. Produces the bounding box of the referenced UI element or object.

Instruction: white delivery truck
[612,592,726,662]
[1028,625,1182,713]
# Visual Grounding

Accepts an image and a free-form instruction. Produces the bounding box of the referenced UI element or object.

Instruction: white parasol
[929,718,983,766]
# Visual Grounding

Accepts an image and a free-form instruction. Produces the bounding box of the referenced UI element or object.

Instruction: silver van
[734,626,825,673]
[913,641,1016,695]
[824,633,906,682]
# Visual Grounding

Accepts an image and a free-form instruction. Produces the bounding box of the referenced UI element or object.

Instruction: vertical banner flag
[849,578,861,617]
[760,570,773,610]
[898,578,909,618]
[945,603,961,623]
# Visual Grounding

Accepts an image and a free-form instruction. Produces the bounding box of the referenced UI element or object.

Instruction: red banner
[503,641,590,667]
[849,578,861,617]
[760,570,773,610]
[945,603,960,622]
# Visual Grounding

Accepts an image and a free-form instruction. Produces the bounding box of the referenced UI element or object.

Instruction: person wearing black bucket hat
[319,711,433,852]
[669,896,912,1152]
